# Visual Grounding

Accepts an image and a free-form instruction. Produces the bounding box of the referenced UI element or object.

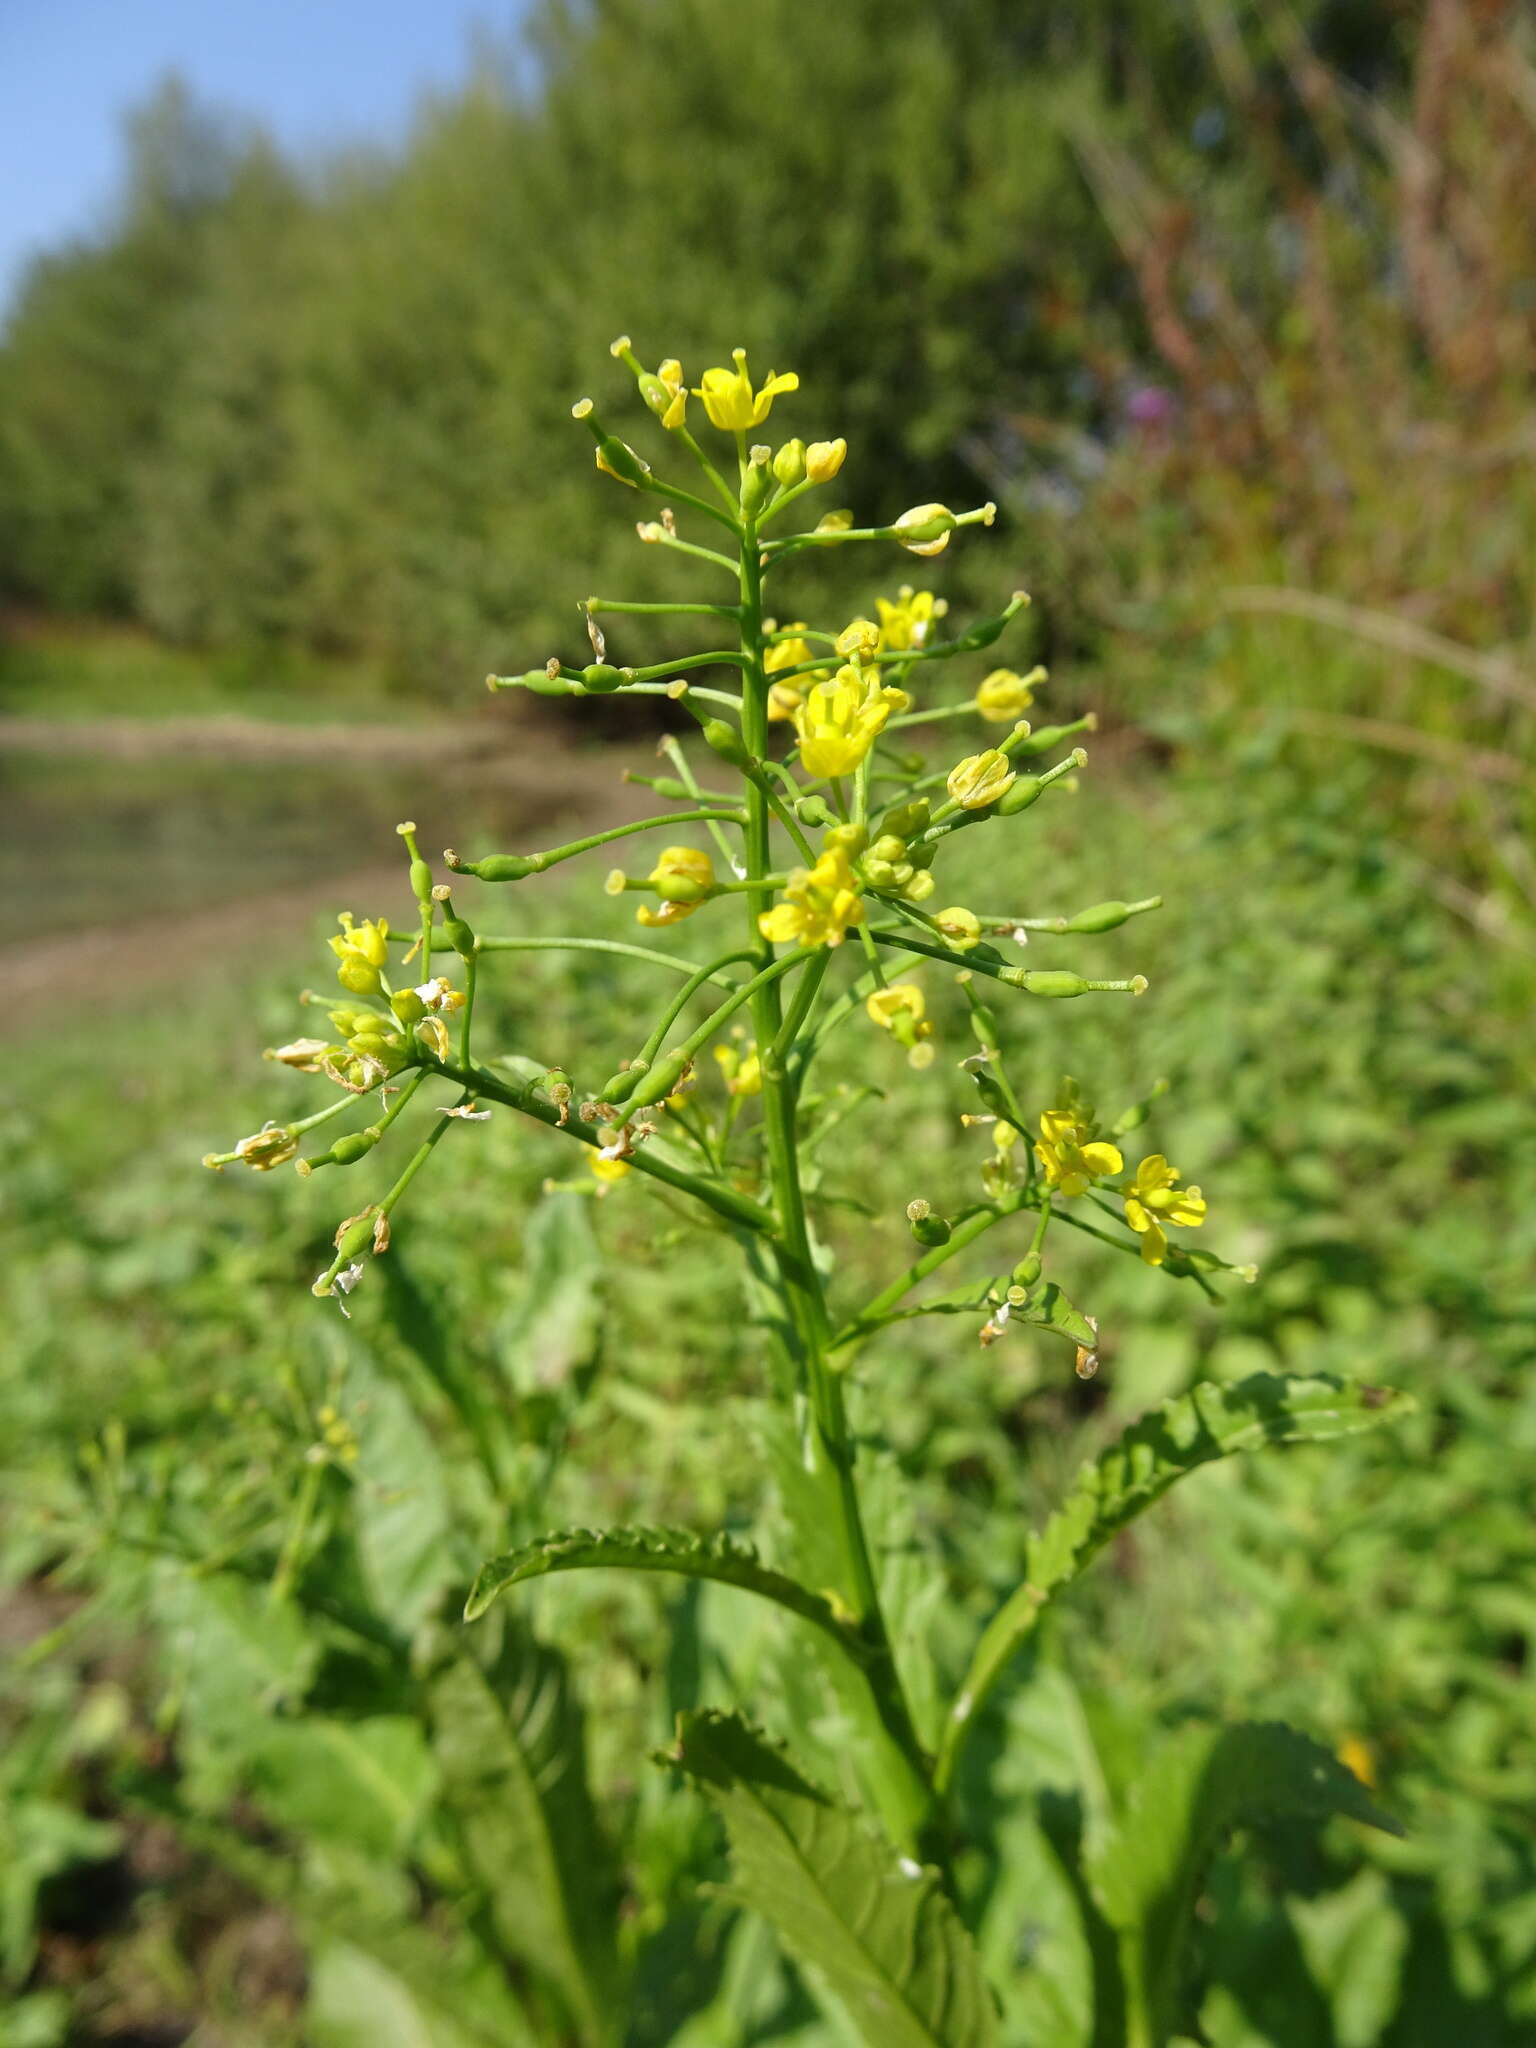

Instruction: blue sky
[0,1,526,311]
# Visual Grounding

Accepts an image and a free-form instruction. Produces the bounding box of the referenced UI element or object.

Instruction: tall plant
[209,339,1408,2042]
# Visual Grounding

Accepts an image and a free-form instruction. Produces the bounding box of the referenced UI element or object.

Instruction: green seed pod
[908,1207,952,1247]
[970,1069,1014,1119]
[955,611,1009,652]
[333,1208,379,1259]
[596,1062,645,1105]
[408,858,434,904]
[521,668,581,696]
[1001,969,1090,998]
[701,718,753,770]
[627,1051,688,1110]
[332,1129,382,1167]
[995,775,1044,817]
[582,663,626,694]
[445,850,542,882]
[1012,1252,1042,1289]
[1015,722,1084,758]
[1062,900,1132,934]
[967,998,1001,1049]
[637,370,672,416]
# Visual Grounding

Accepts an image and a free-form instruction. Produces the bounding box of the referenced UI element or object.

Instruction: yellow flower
[793,664,901,780]
[866,983,935,1066]
[764,625,827,715]
[589,1151,631,1186]
[805,438,847,482]
[934,905,982,952]
[946,750,1016,810]
[636,845,717,927]
[713,1039,762,1096]
[835,618,880,659]
[759,844,864,949]
[876,586,946,653]
[695,348,799,432]
[1035,1110,1124,1198]
[893,503,957,557]
[328,914,391,996]
[656,358,687,430]
[1123,1153,1207,1265]
[975,666,1041,723]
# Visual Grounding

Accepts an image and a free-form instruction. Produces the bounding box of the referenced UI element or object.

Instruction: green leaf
[116,1778,538,2048]
[246,1714,437,1864]
[465,1525,859,1660]
[937,1374,1413,1789]
[346,1355,454,1632]
[1086,1720,1401,2048]
[672,1710,997,2048]
[428,1639,623,2048]
[1014,1279,1098,1348]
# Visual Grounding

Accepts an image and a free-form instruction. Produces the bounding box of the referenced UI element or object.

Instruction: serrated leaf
[1087,1720,1400,2048]
[940,1374,1413,1782]
[428,1641,622,2047]
[672,1711,997,2048]
[466,1524,857,1657]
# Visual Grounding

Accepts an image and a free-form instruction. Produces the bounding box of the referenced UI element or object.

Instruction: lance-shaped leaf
[937,1373,1413,1790]
[466,1525,863,1662]
[1087,1720,1401,2048]
[428,1638,623,2047]
[671,1711,998,2048]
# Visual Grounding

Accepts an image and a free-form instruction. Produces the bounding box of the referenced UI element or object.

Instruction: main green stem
[737,516,939,1857]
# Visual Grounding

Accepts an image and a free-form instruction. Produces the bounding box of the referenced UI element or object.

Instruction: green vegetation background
[2,2,1533,2042]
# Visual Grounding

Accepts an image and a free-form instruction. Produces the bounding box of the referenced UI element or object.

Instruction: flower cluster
[210,333,1236,1364]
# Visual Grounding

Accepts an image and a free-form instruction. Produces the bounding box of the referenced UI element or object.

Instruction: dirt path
[2,732,656,1032]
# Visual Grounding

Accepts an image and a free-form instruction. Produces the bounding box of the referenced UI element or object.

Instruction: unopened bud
[701,718,753,770]
[772,438,806,487]
[805,438,846,483]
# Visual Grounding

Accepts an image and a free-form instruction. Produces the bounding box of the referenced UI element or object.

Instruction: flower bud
[935,906,983,952]
[794,793,833,827]
[805,438,847,483]
[772,438,807,487]
[740,446,774,518]
[701,718,753,770]
[390,988,427,1025]
[883,798,930,840]
[946,750,1017,811]
[811,509,854,542]
[1012,1253,1042,1289]
[893,504,956,556]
